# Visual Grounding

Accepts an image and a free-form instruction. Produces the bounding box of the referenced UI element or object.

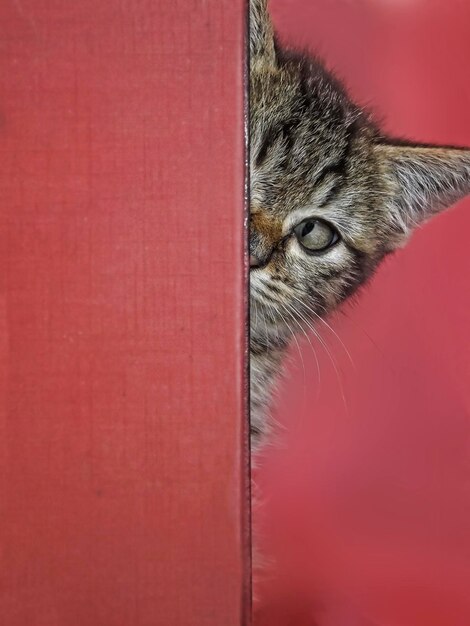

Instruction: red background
[0,1,248,625]
[255,1,470,625]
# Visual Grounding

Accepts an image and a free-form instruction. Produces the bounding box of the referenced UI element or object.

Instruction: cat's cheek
[250,268,271,294]
[284,237,306,263]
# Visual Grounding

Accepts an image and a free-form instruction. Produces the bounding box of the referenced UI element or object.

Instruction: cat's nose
[250,249,273,269]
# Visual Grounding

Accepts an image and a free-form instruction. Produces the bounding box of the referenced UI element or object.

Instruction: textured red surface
[255,2,470,625]
[0,1,247,625]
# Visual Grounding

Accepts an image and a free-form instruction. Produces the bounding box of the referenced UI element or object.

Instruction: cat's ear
[250,0,276,67]
[375,142,470,245]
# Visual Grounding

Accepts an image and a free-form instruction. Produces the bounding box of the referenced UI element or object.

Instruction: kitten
[250,0,470,451]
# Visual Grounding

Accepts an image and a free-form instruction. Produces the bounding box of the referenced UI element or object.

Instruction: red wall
[0,2,248,625]
[255,2,470,625]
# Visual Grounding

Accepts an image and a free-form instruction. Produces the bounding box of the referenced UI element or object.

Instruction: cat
[249,0,470,451]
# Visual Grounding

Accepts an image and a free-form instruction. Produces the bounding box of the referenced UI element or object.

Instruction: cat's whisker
[264,301,283,346]
[252,298,259,330]
[277,302,307,396]
[289,292,356,369]
[283,299,349,416]
[278,300,321,409]
[261,307,271,352]
[277,302,313,431]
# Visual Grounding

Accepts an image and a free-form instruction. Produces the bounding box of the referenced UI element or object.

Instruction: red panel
[0,2,248,625]
[255,1,470,625]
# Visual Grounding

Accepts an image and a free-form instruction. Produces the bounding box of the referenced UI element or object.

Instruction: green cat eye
[294,218,339,253]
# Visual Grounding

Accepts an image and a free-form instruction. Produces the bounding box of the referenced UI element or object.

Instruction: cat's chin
[250,306,292,350]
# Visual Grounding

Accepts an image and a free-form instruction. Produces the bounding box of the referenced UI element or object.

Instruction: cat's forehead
[253,72,340,140]
[251,54,353,126]
[251,70,356,217]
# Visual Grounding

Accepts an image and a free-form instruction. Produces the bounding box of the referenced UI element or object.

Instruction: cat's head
[249,0,470,346]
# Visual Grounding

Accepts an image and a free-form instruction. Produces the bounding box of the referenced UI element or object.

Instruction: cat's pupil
[301,221,315,237]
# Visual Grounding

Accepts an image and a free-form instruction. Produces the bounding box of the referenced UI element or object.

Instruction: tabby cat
[250,0,470,450]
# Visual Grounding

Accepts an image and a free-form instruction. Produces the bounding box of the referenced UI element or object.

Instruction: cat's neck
[250,333,289,451]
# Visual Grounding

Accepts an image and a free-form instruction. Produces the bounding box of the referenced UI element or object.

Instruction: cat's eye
[294,218,339,253]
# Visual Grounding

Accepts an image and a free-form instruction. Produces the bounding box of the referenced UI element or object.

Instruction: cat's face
[250,53,389,342]
[249,0,470,347]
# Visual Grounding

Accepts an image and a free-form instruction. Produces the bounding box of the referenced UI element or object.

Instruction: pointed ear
[250,0,276,66]
[375,142,470,244]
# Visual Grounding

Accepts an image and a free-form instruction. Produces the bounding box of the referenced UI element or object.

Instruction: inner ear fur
[375,141,470,241]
